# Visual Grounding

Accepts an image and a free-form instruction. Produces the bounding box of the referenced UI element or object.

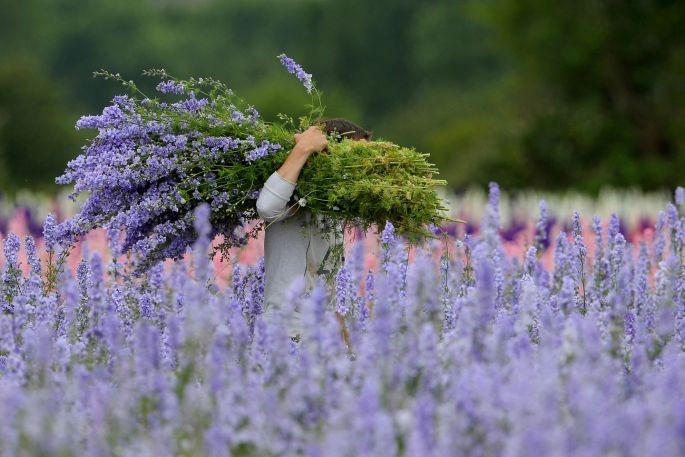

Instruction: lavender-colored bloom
[607,213,620,252]
[406,391,437,456]
[156,80,185,94]
[24,236,41,277]
[524,246,537,278]
[592,215,604,264]
[178,91,209,113]
[666,202,679,225]
[335,266,350,316]
[203,136,239,152]
[488,181,500,220]
[609,233,626,284]
[571,211,582,240]
[364,269,375,306]
[534,199,548,251]
[552,232,570,284]
[245,140,281,162]
[193,203,212,239]
[666,203,681,254]
[653,210,667,264]
[3,233,20,267]
[43,213,57,252]
[482,182,501,247]
[381,221,395,245]
[634,241,652,318]
[278,53,313,93]
[247,106,260,124]
[676,187,685,207]
[556,275,576,315]
[474,245,496,328]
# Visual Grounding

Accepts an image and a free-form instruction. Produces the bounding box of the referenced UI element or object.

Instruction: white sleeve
[256,171,298,223]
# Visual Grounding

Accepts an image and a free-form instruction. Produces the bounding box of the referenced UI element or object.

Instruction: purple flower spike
[381,221,396,245]
[156,80,185,94]
[43,213,57,253]
[193,203,212,238]
[278,53,313,94]
[675,186,684,207]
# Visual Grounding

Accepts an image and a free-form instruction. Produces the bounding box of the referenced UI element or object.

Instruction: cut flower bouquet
[55,55,457,273]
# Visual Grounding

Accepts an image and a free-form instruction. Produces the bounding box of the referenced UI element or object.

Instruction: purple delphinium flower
[474,244,496,329]
[247,106,260,124]
[369,276,394,357]
[3,233,20,268]
[488,182,500,222]
[24,236,41,277]
[365,269,375,306]
[556,275,576,316]
[571,211,588,307]
[675,186,684,208]
[406,391,437,456]
[525,245,550,292]
[607,213,620,252]
[193,203,212,240]
[635,241,652,318]
[552,232,571,289]
[2,233,22,307]
[534,199,548,252]
[572,212,585,254]
[177,91,209,113]
[483,182,501,247]
[609,233,626,286]
[676,294,685,350]
[381,221,395,246]
[277,53,313,93]
[653,210,666,264]
[592,215,604,264]
[666,203,681,256]
[245,140,282,163]
[156,80,185,94]
[335,266,350,316]
[203,136,239,153]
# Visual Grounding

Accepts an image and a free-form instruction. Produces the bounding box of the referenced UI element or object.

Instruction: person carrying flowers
[256,118,371,341]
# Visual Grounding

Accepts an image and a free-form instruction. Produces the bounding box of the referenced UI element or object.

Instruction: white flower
[298,198,307,207]
[333,206,340,211]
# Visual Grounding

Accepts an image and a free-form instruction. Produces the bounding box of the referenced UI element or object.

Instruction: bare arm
[276,126,328,183]
[255,126,328,223]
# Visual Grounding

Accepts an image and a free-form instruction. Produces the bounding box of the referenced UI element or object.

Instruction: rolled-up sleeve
[256,171,298,223]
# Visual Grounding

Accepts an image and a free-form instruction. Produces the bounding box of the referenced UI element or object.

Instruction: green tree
[0,58,82,193]
[480,0,685,192]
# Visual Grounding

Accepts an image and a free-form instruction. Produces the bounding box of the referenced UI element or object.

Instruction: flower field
[0,184,684,456]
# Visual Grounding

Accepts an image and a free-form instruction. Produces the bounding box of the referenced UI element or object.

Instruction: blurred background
[1,0,684,197]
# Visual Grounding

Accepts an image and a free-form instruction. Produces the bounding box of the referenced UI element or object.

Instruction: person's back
[255,118,371,339]
[257,179,342,336]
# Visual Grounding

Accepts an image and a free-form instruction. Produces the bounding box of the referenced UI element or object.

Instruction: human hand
[293,126,328,155]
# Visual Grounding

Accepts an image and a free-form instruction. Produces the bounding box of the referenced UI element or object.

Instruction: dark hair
[317,118,372,141]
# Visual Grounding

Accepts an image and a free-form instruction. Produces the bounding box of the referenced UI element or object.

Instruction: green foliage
[477,0,685,192]
[0,58,82,193]
[298,139,449,242]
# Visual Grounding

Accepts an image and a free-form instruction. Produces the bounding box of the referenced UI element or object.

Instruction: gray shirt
[255,171,342,336]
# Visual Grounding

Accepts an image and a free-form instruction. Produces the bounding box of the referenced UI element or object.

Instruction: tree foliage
[0,0,682,194]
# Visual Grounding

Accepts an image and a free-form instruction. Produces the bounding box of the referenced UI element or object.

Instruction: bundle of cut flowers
[55,55,452,273]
